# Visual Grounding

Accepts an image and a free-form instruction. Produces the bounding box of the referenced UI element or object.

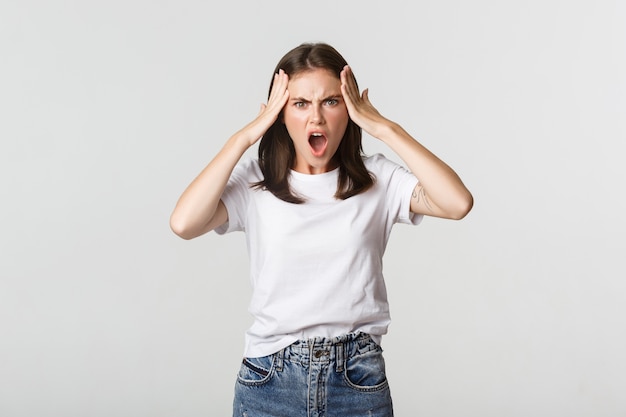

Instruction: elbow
[169,214,197,240]
[439,190,473,220]
[449,192,473,220]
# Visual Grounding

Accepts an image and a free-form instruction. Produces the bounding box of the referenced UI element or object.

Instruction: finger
[265,79,290,118]
[340,66,355,98]
[268,72,283,102]
[344,84,361,109]
[268,69,289,106]
[361,88,370,103]
[268,70,283,98]
[340,66,351,90]
[344,66,362,99]
[340,83,356,113]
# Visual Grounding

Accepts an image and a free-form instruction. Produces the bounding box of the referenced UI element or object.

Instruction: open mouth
[308,133,328,157]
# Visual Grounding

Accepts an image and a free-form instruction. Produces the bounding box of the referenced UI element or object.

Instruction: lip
[307,130,328,157]
[307,128,327,137]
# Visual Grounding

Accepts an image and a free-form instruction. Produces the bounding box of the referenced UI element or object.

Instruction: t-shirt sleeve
[370,153,423,226]
[214,158,256,235]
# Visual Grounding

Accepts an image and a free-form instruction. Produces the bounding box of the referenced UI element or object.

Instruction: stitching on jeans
[242,358,269,377]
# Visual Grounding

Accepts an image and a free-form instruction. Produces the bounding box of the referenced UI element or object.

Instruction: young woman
[170,42,473,417]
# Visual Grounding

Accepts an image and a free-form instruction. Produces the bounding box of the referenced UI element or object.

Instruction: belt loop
[275,347,284,372]
[335,342,344,373]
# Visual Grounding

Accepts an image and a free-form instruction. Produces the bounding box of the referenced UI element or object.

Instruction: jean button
[314,350,326,358]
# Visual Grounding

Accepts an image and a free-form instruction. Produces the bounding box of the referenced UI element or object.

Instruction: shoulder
[363,153,406,176]
[231,157,263,182]
[363,153,418,190]
[235,156,261,172]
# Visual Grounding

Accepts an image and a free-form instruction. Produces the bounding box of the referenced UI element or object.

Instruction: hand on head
[340,65,388,138]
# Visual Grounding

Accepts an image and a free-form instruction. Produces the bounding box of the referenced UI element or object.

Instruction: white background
[1,1,625,416]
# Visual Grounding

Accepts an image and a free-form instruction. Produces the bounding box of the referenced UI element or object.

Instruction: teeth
[311,133,323,137]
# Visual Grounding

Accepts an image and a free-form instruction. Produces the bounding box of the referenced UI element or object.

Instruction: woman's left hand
[340,65,473,220]
[340,65,391,139]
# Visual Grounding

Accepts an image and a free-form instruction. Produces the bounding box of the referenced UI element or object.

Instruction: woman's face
[282,68,349,174]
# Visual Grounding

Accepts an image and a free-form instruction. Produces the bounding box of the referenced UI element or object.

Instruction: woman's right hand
[239,69,290,147]
[170,70,290,239]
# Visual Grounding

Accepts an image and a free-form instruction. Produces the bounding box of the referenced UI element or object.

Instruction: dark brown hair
[253,42,374,204]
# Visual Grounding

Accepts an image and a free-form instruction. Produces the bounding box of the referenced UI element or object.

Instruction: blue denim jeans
[233,332,393,417]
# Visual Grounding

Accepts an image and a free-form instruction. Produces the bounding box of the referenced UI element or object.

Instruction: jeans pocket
[237,355,275,386]
[343,348,389,392]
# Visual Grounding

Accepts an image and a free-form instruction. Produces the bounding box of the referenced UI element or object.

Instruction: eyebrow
[289,95,343,102]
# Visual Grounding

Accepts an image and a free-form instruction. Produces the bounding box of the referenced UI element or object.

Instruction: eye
[325,99,338,106]
[294,102,306,108]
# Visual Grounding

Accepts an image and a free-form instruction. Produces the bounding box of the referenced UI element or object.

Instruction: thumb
[361,88,370,102]
[258,103,267,115]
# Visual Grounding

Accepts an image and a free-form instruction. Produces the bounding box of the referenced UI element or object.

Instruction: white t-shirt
[216,153,422,357]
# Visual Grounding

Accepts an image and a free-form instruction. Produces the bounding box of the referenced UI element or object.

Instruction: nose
[309,105,325,125]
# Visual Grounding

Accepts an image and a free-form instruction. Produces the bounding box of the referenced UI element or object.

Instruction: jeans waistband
[275,332,379,373]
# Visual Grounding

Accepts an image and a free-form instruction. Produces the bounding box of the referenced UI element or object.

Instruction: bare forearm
[170,71,290,240]
[378,122,473,219]
[339,66,472,219]
[169,132,251,239]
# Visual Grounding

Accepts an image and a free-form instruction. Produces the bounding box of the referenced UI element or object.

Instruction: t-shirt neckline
[289,166,340,182]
